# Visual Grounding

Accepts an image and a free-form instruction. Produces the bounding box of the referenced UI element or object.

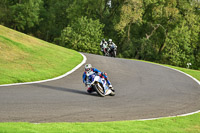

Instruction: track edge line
[136,62,200,121]
[0,53,87,87]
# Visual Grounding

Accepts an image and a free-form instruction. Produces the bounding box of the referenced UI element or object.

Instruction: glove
[97,72,101,76]
[101,72,107,76]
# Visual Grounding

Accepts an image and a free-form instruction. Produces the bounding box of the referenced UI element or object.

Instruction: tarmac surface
[0,53,200,122]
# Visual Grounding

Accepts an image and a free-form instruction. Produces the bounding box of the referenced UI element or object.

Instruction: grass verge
[0,113,200,133]
[0,25,82,85]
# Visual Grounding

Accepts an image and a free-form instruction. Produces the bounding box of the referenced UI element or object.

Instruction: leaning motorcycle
[86,73,115,97]
[108,45,117,57]
[104,47,109,56]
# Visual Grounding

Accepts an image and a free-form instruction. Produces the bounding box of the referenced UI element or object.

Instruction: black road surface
[0,53,200,122]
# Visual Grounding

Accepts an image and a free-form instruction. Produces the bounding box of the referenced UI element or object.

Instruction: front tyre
[95,83,105,97]
[113,51,116,57]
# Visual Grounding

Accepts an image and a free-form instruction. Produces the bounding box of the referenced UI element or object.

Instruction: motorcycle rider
[82,64,114,93]
[100,39,108,55]
[107,39,117,57]
[108,39,117,49]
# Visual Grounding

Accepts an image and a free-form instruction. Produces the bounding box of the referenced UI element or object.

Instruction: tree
[115,0,143,41]
[36,0,74,42]
[60,16,104,54]
[10,0,42,31]
[0,0,11,25]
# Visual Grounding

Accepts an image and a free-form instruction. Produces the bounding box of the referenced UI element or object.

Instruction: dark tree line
[0,0,199,69]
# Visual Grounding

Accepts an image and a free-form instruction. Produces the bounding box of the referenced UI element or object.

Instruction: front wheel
[94,83,105,97]
[113,50,116,57]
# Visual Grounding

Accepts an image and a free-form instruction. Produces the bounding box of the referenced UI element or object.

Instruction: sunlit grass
[0,25,82,85]
[0,113,200,133]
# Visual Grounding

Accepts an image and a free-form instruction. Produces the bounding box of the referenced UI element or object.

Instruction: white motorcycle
[86,72,115,97]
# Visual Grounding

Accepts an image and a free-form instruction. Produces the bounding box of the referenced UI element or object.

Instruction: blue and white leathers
[82,68,111,85]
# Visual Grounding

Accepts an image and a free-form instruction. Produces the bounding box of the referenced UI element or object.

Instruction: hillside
[0,25,82,85]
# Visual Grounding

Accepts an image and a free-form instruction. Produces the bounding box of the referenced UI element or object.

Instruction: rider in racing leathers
[100,39,108,55]
[82,64,114,93]
[108,39,117,49]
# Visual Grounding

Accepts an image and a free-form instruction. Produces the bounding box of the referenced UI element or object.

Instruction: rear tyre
[109,91,115,96]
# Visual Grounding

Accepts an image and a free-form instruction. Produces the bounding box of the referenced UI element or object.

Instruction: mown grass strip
[0,113,199,133]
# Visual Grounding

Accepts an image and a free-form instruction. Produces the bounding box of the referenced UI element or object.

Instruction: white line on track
[0,53,87,87]
[136,62,200,121]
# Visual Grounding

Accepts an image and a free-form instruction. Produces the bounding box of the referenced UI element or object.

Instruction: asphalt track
[0,53,200,123]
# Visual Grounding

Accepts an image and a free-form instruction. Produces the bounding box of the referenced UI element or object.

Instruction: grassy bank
[0,25,82,85]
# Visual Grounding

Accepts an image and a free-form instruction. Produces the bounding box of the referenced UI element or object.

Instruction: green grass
[165,65,200,81]
[0,25,200,132]
[0,113,200,133]
[0,25,82,85]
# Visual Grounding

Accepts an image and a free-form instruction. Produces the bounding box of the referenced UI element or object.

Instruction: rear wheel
[109,89,115,96]
[105,51,109,56]
[109,91,115,96]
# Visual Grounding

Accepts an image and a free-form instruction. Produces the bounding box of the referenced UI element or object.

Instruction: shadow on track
[31,84,98,97]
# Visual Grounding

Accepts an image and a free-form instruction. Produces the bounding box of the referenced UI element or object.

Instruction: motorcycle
[86,72,115,97]
[104,46,117,57]
[104,47,110,56]
[109,45,117,57]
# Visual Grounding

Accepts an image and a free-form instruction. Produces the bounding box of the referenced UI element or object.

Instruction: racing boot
[109,85,115,92]
[87,87,93,93]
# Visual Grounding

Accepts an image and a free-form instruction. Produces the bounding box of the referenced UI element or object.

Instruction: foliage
[60,16,104,54]
[0,0,42,31]
[36,0,73,42]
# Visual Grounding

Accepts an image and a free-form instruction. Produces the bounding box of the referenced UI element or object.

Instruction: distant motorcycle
[109,45,117,57]
[104,47,109,56]
[86,73,115,97]
[104,46,117,57]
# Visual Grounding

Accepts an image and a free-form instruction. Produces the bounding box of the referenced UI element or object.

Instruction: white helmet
[108,39,112,42]
[85,64,92,72]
